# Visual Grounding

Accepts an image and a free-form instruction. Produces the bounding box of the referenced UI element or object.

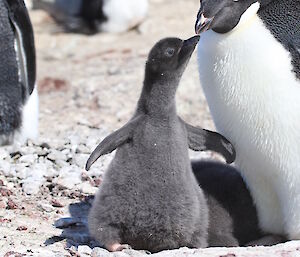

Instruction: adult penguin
[54,0,148,34]
[0,0,38,146]
[195,0,300,240]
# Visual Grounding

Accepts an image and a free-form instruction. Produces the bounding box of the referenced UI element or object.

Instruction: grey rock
[88,154,114,178]
[78,245,93,256]
[36,147,50,157]
[113,252,131,257]
[22,178,43,195]
[76,144,90,154]
[14,163,29,174]
[21,163,48,195]
[79,181,97,195]
[54,165,82,189]
[29,163,48,178]
[0,148,10,160]
[18,154,38,164]
[19,146,36,155]
[54,217,84,228]
[0,162,13,177]
[47,149,68,162]
[38,202,55,212]
[73,153,89,168]
[16,167,29,179]
[108,67,120,76]
[91,248,111,257]
[55,159,69,168]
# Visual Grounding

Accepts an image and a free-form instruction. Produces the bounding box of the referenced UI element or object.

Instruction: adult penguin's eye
[165,48,175,57]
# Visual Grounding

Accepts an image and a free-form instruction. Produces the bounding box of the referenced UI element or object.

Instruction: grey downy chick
[86,36,236,253]
[192,160,287,247]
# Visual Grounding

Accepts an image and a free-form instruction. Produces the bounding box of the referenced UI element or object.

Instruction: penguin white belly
[24,0,33,10]
[14,86,39,144]
[100,0,148,33]
[198,14,300,238]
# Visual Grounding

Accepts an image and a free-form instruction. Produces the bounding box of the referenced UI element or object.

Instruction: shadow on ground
[45,196,102,248]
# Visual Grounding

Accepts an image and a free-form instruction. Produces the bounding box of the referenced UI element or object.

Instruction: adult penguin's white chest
[198,14,300,238]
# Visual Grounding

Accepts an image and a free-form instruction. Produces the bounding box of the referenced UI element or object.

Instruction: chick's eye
[165,48,175,57]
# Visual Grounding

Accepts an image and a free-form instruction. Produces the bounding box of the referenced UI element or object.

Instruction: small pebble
[54,217,83,229]
[78,245,93,256]
[0,199,7,209]
[79,182,98,195]
[22,179,43,195]
[91,248,111,257]
[18,154,38,164]
[16,226,28,231]
[51,199,64,208]
[7,199,18,210]
[38,202,55,213]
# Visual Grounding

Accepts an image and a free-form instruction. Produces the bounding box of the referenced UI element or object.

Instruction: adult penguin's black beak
[195,10,214,34]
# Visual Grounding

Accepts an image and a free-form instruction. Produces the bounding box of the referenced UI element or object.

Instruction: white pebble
[78,245,93,256]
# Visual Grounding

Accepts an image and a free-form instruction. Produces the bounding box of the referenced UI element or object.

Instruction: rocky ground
[1,0,300,256]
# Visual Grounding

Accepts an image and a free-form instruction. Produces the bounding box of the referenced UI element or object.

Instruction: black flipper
[86,116,143,171]
[5,0,36,95]
[180,117,236,163]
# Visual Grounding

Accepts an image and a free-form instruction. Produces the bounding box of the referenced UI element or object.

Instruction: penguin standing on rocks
[0,0,38,146]
[195,0,300,239]
[53,0,148,34]
[86,36,236,252]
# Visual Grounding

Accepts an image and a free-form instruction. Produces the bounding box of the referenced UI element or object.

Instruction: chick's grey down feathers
[191,161,286,247]
[87,36,236,252]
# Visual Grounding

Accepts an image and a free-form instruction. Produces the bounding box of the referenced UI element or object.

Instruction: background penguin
[86,36,236,253]
[39,0,148,34]
[24,0,33,9]
[192,160,286,247]
[0,0,38,146]
[195,0,300,239]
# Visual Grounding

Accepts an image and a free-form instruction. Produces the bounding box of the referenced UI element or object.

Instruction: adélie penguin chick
[192,161,286,247]
[0,0,38,145]
[86,36,236,252]
[195,0,300,239]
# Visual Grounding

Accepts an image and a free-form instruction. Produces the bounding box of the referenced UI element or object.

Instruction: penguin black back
[0,0,37,144]
[0,0,23,138]
[5,0,36,94]
[258,0,300,79]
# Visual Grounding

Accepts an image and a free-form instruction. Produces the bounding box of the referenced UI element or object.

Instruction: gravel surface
[1,0,300,256]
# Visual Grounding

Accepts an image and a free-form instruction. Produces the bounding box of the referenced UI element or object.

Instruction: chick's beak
[195,12,214,34]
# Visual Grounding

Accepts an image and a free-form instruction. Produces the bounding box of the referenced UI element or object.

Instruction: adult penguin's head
[195,0,272,34]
